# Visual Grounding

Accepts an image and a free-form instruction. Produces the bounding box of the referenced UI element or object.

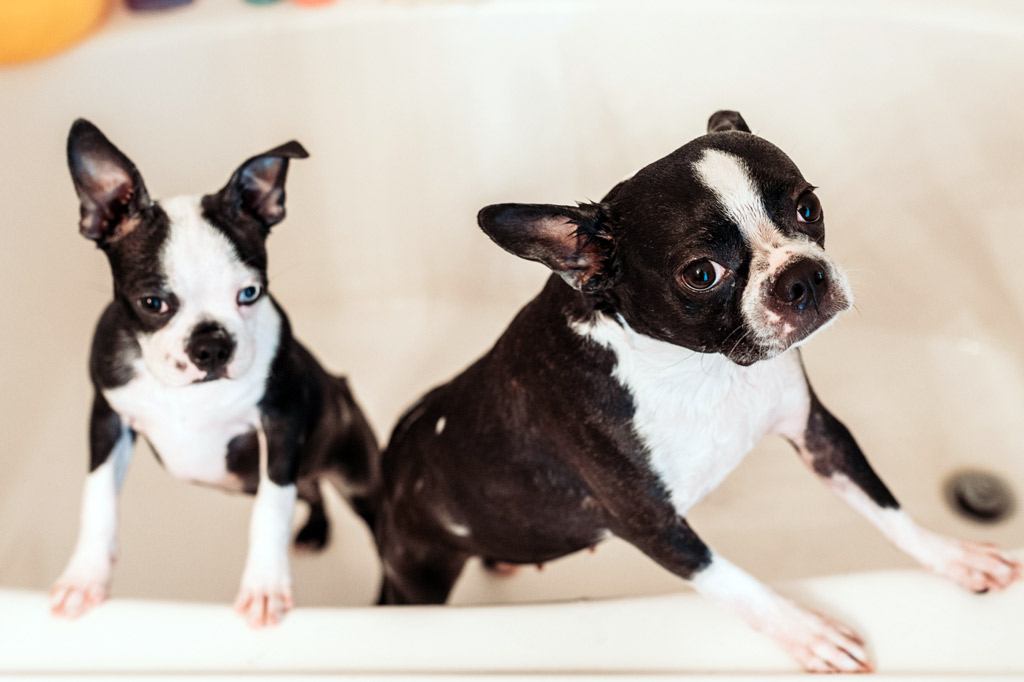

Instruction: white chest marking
[572,314,809,515]
[103,307,281,488]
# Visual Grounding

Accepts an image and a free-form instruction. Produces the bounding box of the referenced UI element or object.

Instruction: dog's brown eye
[680,259,725,291]
[796,191,822,223]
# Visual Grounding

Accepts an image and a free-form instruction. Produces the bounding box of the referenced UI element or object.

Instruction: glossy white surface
[2,556,1023,674]
[0,0,1022,674]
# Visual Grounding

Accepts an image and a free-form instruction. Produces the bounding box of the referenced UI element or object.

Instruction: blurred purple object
[125,0,193,9]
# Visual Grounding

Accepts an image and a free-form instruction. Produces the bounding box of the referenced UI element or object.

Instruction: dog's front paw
[50,560,112,619]
[764,603,873,674]
[234,575,294,628]
[926,538,1022,593]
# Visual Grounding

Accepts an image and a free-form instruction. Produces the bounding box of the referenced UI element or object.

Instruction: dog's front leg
[605,493,872,672]
[51,394,134,618]
[234,418,298,628]
[782,386,1021,593]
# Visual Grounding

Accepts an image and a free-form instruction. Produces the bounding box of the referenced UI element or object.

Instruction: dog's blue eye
[237,285,262,306]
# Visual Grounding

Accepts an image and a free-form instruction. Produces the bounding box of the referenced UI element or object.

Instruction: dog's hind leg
[294,478,330,552]
[376,504,467,605]
[379,539,468,605]
[323,376,382,533]
[348,492,377,532]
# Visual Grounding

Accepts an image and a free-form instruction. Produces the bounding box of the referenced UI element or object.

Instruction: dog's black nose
[186,323,235,373]
[773,259,829,311]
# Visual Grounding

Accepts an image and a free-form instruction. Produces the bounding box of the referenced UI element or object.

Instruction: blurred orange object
[0,0,111,65]
[293,0,336,6]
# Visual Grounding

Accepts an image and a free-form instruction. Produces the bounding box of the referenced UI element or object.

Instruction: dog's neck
[531,274,754,378]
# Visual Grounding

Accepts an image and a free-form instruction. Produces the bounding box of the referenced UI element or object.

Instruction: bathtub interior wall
[0,0,1022,609]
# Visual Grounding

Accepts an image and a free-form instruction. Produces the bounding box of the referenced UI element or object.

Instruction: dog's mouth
[193,368,229,384]
[726,296,851,366]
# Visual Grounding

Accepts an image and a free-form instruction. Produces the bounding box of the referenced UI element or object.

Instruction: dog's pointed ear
[477,202,615,292]
[67,119,151,243]
[217,141,309,231]
[707,110,751,134]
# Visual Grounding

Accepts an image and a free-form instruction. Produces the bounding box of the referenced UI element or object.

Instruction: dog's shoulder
[89,301,140,391]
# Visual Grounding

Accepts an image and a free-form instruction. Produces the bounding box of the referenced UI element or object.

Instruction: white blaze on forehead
[160,196,254,293]
[692,149,780,251]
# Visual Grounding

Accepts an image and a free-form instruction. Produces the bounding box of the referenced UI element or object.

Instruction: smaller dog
[377,110,1022,672]
[52,120,381,627]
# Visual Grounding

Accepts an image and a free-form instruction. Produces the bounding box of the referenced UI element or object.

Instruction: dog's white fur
[50,427,133,619]
[691,555,870,673]
[692,149,852,356]
[571,314,806,515]
[820,473,1021,593]
[234,421,297,627]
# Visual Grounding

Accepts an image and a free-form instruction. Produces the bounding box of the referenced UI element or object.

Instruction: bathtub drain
[945,470,1015,523]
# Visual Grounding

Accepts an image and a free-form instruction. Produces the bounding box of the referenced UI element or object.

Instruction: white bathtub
[0,0,1022,676]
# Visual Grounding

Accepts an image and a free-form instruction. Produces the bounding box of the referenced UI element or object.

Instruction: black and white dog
[52,120,381,627]
[377,111,1022,671]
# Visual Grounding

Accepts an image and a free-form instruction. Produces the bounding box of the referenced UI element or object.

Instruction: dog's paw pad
[772,608,873,674]
[50,576,110,619]
[942,541,1022,593]
[234,584,294,628]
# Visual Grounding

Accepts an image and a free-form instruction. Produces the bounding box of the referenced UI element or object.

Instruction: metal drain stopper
[945,470,1015,523]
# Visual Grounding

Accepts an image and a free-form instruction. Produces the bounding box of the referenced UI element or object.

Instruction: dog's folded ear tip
[221,139,308,229]
[261,140,309,161]
[280,140,310,159]
[707,110,751,134]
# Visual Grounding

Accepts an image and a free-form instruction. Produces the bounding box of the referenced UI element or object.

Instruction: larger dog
[376,111,1021,672]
